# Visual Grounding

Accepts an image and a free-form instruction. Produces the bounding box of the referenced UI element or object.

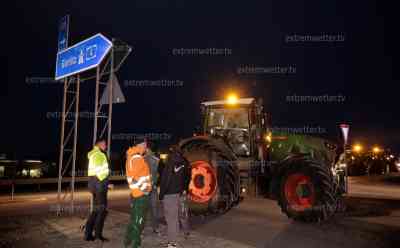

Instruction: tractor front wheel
[181,142,240,215]
[278,159,340,222]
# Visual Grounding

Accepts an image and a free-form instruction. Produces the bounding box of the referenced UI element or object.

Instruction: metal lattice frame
[57,39,131,214]
[93,44,114,155]
[57,75,80,214]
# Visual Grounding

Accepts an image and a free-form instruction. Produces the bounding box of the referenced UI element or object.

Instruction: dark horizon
[3,1,399,160]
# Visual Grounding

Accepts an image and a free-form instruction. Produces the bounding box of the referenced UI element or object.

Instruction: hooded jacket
[125,146,152,198]
[159,151,191,200]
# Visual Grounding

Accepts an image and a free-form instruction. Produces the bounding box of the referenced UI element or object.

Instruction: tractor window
[206,108,251,157]
[207,108,249,129]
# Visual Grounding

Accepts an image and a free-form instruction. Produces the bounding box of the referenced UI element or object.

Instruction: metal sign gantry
[56,32,131,214]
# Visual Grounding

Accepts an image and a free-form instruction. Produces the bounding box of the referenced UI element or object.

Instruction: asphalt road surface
[1,175,399,248]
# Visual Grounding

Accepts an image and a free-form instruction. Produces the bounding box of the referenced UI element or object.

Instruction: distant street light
[372,146,382,153]
[352,144,363,153]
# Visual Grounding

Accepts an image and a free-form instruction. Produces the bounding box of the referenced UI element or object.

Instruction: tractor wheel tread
[277,158,340,223]
[181,141,239,216]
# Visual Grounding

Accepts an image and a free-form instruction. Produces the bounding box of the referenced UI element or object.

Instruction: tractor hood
[269,132,338,166]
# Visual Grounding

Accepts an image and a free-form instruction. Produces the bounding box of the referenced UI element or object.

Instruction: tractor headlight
[265,134,272,143]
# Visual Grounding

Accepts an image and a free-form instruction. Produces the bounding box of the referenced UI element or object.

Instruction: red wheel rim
[189,161,217,203]
[284,173,315,211]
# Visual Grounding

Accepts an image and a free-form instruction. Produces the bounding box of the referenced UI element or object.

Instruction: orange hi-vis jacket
[126,146,152,198]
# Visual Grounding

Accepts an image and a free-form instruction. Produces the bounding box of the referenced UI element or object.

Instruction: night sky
[3,1,399,161]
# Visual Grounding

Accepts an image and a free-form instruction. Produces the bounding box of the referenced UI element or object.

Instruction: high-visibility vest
[126,148,152,198]
[88,146,110,181]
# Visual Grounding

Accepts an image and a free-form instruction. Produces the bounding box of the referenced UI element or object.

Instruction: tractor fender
[179,136,237,161]
[179,136,210,150]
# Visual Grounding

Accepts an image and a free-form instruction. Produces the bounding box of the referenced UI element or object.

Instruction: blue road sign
[57,15,70,51]
[55,33,112,80]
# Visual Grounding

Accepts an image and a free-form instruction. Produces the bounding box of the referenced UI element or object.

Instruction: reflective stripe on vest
[127,154,151,195]
[127,175,151,191]
[88,152,109,181]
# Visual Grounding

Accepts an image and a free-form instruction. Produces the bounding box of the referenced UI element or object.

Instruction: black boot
[96,236,110,242]
[83,235,95,241]
[94,209,108,241]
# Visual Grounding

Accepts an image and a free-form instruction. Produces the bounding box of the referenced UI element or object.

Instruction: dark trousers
[149,189,160,230]
[124,195,149,248]
[163,193,190,243]
[85,177,108,239]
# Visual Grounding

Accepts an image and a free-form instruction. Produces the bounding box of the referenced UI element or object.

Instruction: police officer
[84,139,110,242]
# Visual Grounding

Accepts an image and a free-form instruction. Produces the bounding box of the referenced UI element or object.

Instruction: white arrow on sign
[100,74,126,105]
[340,124,350,145]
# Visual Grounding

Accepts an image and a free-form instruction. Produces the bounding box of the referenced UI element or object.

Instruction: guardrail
[0,175,127,200]
[12,175,126,184]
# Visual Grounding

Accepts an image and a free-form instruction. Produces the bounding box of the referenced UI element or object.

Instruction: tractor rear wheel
[181,142,240,215]
[278,159,339,222]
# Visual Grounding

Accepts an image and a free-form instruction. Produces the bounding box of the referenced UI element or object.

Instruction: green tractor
[178,95,347,222]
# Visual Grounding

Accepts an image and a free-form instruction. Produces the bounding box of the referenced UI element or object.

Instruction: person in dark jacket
[144,144,161,234]
[159,145,191,248]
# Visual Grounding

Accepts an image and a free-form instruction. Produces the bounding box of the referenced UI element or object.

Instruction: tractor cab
[200,95,270,160]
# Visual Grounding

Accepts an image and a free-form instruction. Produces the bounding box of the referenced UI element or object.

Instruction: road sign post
[58,15,70,52]
[107,41,114,158]
[57,15,70,215]
[340,123,350,193]
[11,182,14,201]
[70,74,80,214]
